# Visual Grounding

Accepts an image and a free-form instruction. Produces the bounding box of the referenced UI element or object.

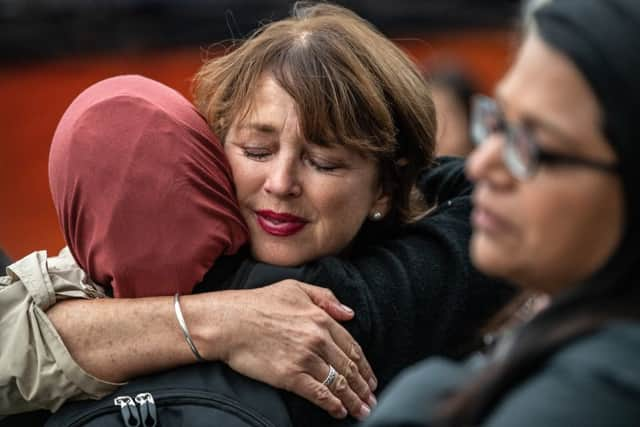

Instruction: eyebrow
[236,122,280,134]
[495,92,575,145]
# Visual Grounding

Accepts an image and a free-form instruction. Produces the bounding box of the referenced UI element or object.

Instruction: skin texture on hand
[47,281,376,420]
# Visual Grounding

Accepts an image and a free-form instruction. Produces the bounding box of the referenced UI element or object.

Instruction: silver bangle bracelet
[173,293,205,362]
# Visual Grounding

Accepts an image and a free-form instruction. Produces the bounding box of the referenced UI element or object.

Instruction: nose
[465,133,514,189]
[263,154,302,198]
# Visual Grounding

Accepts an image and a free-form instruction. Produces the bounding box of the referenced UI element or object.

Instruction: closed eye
[242,148,271,161]
[304,155,341,173]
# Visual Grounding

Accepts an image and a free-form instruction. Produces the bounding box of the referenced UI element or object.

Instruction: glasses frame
[471,94,619,180]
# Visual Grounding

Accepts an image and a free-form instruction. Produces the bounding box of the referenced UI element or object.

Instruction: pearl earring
[371,211,383,221]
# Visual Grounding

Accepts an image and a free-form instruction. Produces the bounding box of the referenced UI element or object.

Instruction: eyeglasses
[470,95,619,180]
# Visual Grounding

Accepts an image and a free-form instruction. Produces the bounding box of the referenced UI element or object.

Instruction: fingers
[289,373,348,419]
[300,283,378,412]
[287,313,376,419]
[320,339,376,419]
[299,283,355,321]
[327,321,377,393]
[301,351,370,420]
[322,365,373,420]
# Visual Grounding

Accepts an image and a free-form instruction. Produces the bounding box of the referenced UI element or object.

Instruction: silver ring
[322,365,338,387]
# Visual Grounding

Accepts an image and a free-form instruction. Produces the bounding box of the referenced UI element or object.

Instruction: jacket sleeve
[0,248,122,415]
[484,325,640,427]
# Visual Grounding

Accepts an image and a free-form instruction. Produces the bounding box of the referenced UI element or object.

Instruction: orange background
[0,29,515,260]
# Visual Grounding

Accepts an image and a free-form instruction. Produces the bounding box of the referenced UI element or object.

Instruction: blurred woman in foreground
[363,0,640,425]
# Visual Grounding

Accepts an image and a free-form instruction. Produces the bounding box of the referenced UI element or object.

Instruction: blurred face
[433,85,472,157]
[224,73,390,266]
[466,33,625,294]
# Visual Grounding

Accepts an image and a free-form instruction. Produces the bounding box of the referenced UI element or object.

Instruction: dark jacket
[0,249,11,272]
[361,322,640,427]
[201,157,515,426]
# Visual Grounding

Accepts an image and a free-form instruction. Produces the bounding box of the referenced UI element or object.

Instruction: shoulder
[553,322,640,390]
[417,156,471,206]
[362,357,476,427]
[486,322,640,427]
[409,156,473,244]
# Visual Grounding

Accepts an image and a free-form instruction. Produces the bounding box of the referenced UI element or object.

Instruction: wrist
[174,293,205,362]
[179,292,233,362]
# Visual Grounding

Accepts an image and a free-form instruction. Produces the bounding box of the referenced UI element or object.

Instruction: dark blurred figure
[425,63,477,157]
[0,248,11,271]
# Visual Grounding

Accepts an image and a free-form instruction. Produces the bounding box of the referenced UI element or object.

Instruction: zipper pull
[114,395,141,427]
[135,392,158,427]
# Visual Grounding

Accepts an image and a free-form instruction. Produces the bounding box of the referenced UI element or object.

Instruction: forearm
[46,292,227,383]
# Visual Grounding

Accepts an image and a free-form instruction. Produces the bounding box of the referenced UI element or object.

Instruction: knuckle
[283,372,302,392]
[333,375,349,394]
[314,385,333,404]
[306,332,325,350]
[321,288,336,299]
[280,366,300,390]
[298,350,315,367]
[311,309,329,323]
[349,343,363,361]
[342,360,358,380]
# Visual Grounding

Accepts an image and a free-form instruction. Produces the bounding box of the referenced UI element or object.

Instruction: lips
[255,210,308,236]
[471,203,513,235]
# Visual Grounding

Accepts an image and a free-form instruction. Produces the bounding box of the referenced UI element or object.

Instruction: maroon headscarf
[49,75,248,298]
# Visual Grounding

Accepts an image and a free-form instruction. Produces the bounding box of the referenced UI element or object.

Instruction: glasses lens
[471,95,500,146]
[503,124,536,179]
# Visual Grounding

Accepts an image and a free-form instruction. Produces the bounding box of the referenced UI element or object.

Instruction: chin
[251,246,308,267]
[470,234,515,282]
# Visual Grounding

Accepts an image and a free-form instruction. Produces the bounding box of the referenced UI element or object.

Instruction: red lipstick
[256,210,308,236]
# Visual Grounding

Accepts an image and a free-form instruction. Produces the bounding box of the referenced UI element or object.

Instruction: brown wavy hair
[193,2,436,224]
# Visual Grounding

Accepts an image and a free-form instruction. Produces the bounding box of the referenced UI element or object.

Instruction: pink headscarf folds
[49,75,248,297]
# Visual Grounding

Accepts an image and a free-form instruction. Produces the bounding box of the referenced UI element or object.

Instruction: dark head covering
[535,0,640,290]
[49,75,249,298]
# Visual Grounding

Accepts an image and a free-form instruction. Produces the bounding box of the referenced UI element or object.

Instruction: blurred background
[0,0,520,262]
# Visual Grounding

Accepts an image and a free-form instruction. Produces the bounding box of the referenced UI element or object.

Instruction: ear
[368,187,391,221]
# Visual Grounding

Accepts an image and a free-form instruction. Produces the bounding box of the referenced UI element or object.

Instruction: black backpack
[43,363,292,427]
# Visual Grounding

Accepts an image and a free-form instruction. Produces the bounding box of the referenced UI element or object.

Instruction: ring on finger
[322,365,338,387]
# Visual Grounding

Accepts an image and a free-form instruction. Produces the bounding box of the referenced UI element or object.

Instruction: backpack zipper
[113,395,141,427]
[134,393,157,427]
[65,389,275,427]
[139,389,276,427]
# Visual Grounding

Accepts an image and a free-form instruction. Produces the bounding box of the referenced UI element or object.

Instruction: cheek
[225,156,261,203]
[475,175,625,291]
[313,174,378,250]
[317,182,370,234]
[529,176,624,286]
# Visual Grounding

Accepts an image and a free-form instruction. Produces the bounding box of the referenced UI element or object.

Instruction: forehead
[496,33,602,144]
[234,74,299,128]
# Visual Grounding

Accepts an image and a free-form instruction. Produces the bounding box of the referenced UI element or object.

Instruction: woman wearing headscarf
[362,0,640,425]
[48,74,249,299]
[0,73,374,422]
[0,3,514,425]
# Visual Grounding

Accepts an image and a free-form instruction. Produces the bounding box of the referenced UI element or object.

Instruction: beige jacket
[0,248,123,415]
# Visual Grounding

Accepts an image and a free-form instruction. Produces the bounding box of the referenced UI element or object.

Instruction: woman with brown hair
[363,0,640,425]
[0,3,512,425]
